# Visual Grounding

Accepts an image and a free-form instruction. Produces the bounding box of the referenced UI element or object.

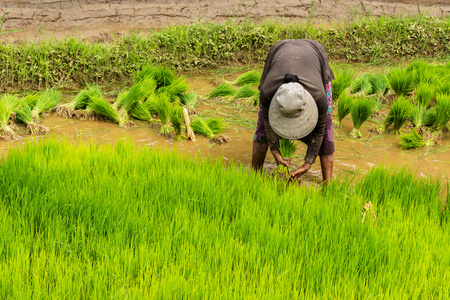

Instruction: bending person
[251,39,335,184]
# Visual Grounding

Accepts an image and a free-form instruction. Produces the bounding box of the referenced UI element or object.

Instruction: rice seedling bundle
[88,96,134,128]
[407,60,435,85]
[191,116,214,138]
[349,97,374,138]
[155,92,174,136]
[333,91,353,127]
[135,65,175,88]
[0,94,19,140]
[206,118,225,135]
[331,67,354,99]
[31,89,61,122]
[23,93,39,108]
[180,91,197,111]
[399,130,433,150]
[384,96,413,135]
[437,78,450,95]
[130,101,153,123]
[234,85,258,99]
[157,77,190,102]
[350,74,371,94]
[411,105,424,129]
[15,101,50,135]
[271,138,297,179]
[435,93,450,136]
[369,73,389,95]
[208,83,235,99]
[143,94,158,114]
[415,82,435,108]
[169,104,186,141]
[422,107,437,127]
[235,70,261,86]
[118,76,157,112]
[74,85,102,110]
[388,67,414,97]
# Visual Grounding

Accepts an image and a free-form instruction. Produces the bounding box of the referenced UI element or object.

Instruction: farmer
[251,39,335,184]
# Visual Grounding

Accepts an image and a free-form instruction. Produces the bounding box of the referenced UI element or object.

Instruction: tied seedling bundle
[271,138,296,181]
[0,94,19,140]
[15,101,49,135]
[169,104,185,141]
[399,130,434,150]
[209,83,235,99]
[331,67,354,100]
[333,91,353,127]
[190,116,226,143]
[435,93,450,138]
[155,92,174,136]
[415,82,436,108]
[350,97,374,138]
[180,91,197,113]
[388,67,414,97]
[234,85,258,99]
[56,85,102,119]
[383,96,413,135]
[234,70,261,86]
[88,96,135,128]
[31,90,62,123]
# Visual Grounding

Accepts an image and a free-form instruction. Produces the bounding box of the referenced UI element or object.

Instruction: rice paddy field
[1,15,450,298]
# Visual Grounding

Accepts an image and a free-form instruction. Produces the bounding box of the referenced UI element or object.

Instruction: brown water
[1,69,449,185]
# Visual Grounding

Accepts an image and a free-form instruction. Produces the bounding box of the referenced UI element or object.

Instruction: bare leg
[320,153,334,185]
[251,142,268,171]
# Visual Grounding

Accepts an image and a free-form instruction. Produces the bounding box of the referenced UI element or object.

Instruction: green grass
[0,139,448,298]
[2,16,449,90]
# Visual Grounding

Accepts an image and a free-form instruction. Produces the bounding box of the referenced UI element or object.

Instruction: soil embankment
[0,0,449,42]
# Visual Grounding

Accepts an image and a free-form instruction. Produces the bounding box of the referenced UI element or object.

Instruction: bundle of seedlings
[435,93,450,138]
[270,138,297,181]
[88,95,135,128]
[411,105,425,130]
[31,90,62,122]
[349,97,374,138]
[333,91,353,127]
[180,91,197,114]
[155,92,174,136]
[351,74,372,95]
[331,67,354,100]
[437,79,450,95]
[415,82,436,108]
[169,104,185,141]
[369,74,389,96]
[208,83,235,99]
[117,77,156,113]
[382,96,413,135]
[135,65,175,89]
[407,60,434,85]
[206,118,229,143]
[388,67,414,97]
[130,100,154,124]
[422,107,437,127]
[234,85,258,100]
[157,77,190,102]
[0,94,19,140]
[55,85,102,120]
[183,108,196,141]
[15,101,49,135]
[234,70,261,86]
[399,130,434,150]
[191,116,214,138]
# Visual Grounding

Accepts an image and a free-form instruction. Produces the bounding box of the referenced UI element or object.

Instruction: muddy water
[1,70,449,186]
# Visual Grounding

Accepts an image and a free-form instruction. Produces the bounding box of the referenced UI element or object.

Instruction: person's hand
[290,162,312,183]
[271,149,291,167]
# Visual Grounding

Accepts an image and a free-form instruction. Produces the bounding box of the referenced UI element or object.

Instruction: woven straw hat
[268,82,318,139]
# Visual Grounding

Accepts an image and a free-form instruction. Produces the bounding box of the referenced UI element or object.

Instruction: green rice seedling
[407,60,436,85]
[15,101,49,135]
[206,118,225,135]
[388,67,414,97]
[437,78,450,95]
[399,130,434,150]
[157,77,190,102]
[23,92,39,108]
[422,107,437,127]
[31,89,61,122]
[435,93,450,138]
[208,83,235,99]
[118,76,156,112]
[144,93,158,114]
[130,101,154,123]
[191,116,214,138]
[180,91,197,111]
[333,91,353,127]
[369,73,389,95]
[0,94,19,140]
[415,82,436,108]
[234,70,261,86]
[350,74,371,94]
[234,85,258,99]
[411,105,424,129]
[74,84,102,110]
[155,92,174,136]
[136,65,175,88]
[384,96,413,135]
[88,96,134,128]
[331,67,354,100]
[349,97,374,138]
[271,138,297,180]
[169,104,185,141]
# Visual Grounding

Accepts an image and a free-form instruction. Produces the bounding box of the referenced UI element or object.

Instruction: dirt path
[1,0,449,42]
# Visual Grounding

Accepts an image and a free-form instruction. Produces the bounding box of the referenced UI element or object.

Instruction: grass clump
[0,94,19,140]
[169,104,186,141]
[333,91,353,127]
[349,97,374,138]
[399,130,434,149]
[388,67,414,97]
[235,70,261,86]
[384,96,413,135]
[271,138,296,180]
[209,83,235,99]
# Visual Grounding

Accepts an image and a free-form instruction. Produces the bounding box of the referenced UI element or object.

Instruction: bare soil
[0,0,449,43]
